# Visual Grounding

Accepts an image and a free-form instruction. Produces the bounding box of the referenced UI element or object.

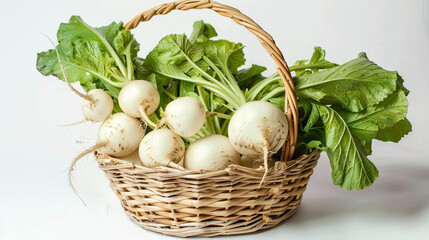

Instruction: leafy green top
[36,17,411,190]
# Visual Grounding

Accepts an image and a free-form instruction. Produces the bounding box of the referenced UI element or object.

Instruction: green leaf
[302,140,326,150]
[143,33,242,109]
[375,118,412,143]
[37,42,91,84]
[200,39,245,75]
[37,40,118,87]
[269,97,285,112]
[57,16,129,79]
[302,102,321,132]
[37,16,141,112]
[290,46,338,76]
[143,36,206,84]
[359,139,373,156]
[295,53,398,112]
[150,34,204,65]
[57,16,122,45]
[236,64,266,89]
[112,29,140,64]
[37,40,123,112]
[145,34,212,79]
[315,103,379,190]
[396,74,410,96]
[179,81,196,97]
[189,20,217,43]
[336,90,409,140]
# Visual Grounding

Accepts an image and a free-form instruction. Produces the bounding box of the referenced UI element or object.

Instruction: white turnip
[139,128,185,168]
[97,113,145,157]
[81,89,114,122]
[157,97,206,137]
[228,101,288,182]
[69,113,145,204]
[184,135,240,171]
[118,80,160,128]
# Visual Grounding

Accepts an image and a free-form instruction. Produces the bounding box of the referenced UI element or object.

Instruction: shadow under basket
[95,150,320,237]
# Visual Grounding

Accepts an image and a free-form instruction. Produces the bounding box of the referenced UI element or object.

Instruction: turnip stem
[261,87,285,101]
[139,108,157,129]
[45,35,91,102]
[162,88,177,100]
[125,40,134,80]
[206,112,231,120]
[68,141,108,206]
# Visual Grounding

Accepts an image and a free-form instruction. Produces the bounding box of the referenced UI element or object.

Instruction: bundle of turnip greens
[37,16,411,190]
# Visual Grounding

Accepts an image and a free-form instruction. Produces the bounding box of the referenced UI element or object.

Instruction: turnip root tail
[138,107,157,129]
[259,139,270,188]
[45,35,91,102]
[68,141,108,206]
[167,161,185,170]
[57,119,89,127]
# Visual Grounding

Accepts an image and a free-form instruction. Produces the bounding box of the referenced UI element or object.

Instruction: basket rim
[95,149,321,177]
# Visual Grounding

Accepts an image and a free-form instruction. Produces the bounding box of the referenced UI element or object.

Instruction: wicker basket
[95,0,321,237]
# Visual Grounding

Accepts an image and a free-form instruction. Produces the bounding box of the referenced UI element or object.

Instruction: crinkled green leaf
[113,29,140,63]
[144,34,211,79]
[376,118,412,143]
[199,39,245,75]
[37,40,117,87]
[291,46,338,76]
[150,34,204,65]
[335,90,408,140]
[57,16,122,45]
[37,16,140,114]
[295,53,397,112]
[37,41,91,84]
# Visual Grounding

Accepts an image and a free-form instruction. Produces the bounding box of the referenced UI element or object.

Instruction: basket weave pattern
[95,0,321,237]
[97,151,319,237]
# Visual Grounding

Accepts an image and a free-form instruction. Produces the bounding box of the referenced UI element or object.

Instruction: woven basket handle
[124,0,298,161]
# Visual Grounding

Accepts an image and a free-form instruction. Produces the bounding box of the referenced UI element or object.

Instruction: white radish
[139,129,185,168]
[97,113,145,157]
[68,113,145,204]
[157,97,206,137]
[81,89,114,122]
[47,36,113,126]
[118,80,160,128]
[184,135,240,171]
[228,101,288,183]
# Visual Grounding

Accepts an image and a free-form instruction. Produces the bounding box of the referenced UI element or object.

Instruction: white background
[1,0,429,239]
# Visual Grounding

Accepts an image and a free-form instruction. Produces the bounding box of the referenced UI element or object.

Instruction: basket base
[125,204,300,237]
[97,149,320,237]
